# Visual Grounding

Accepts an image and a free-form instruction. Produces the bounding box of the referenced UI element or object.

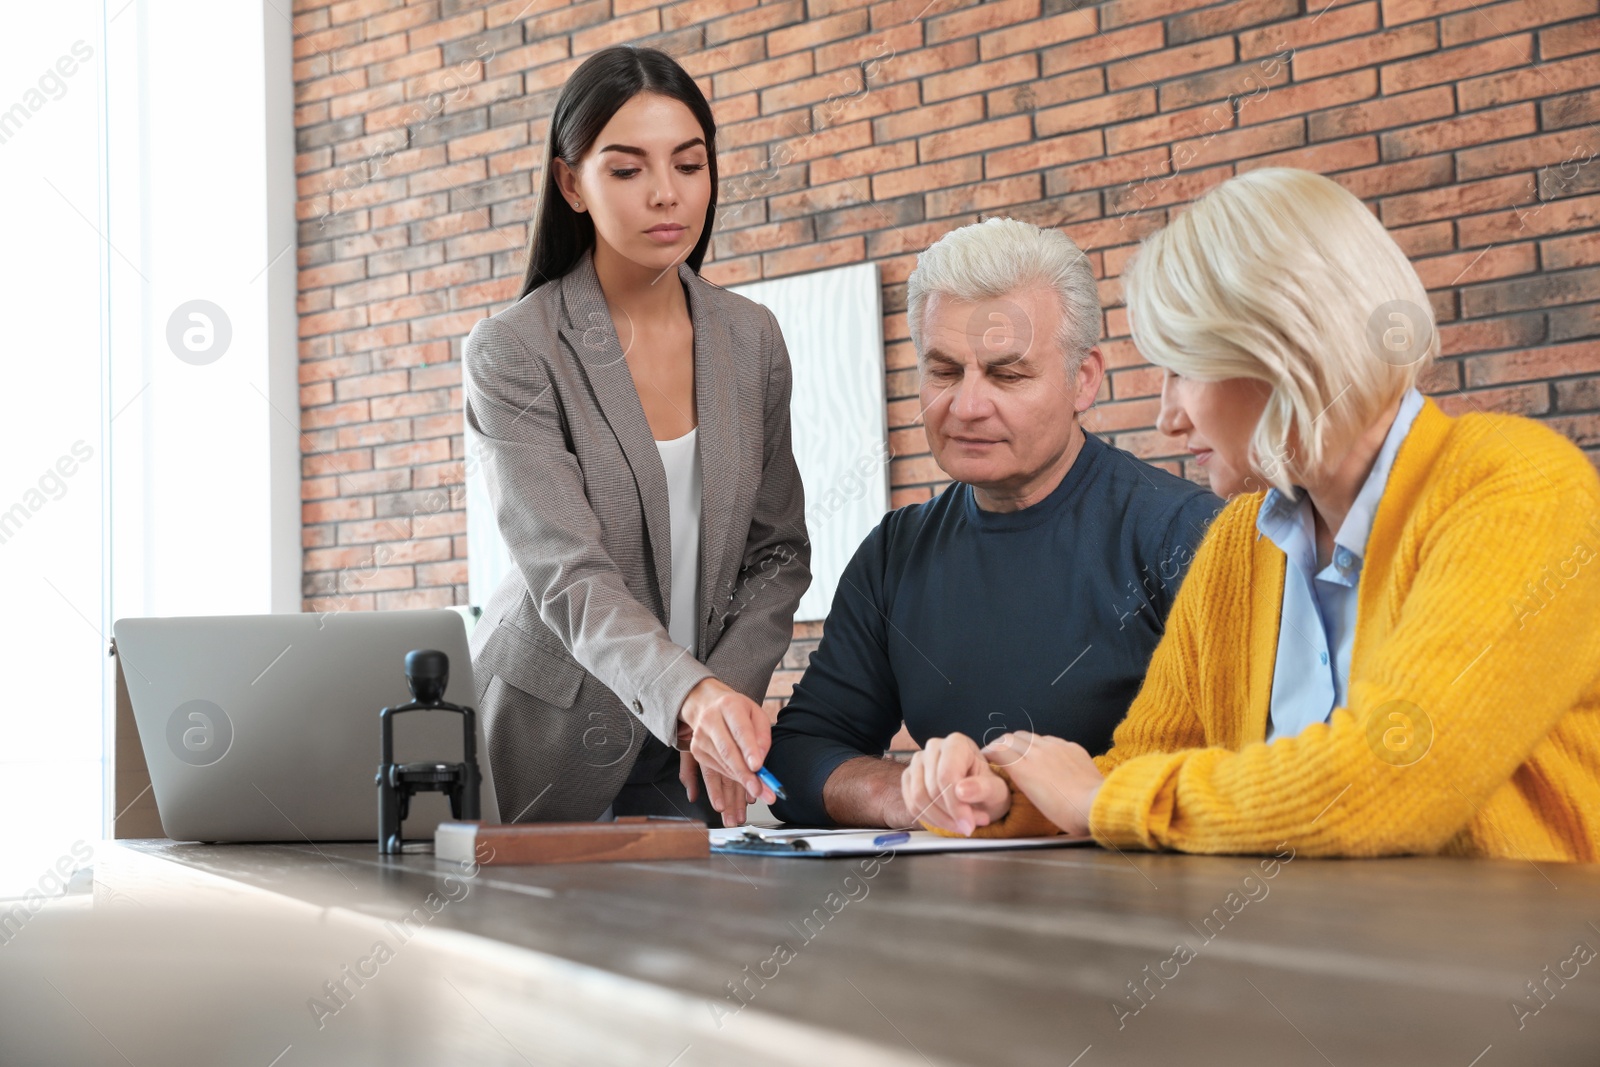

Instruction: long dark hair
[518,46,719,300]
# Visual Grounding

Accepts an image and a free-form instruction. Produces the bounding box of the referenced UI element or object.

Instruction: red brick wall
[292,0,1600,714]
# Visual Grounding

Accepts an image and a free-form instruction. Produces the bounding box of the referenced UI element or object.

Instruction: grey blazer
[463,246,811,822]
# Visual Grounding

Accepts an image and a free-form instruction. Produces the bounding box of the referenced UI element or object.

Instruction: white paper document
[709,825,1094,857]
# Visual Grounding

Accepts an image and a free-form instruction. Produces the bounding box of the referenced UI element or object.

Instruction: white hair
[1123,167,1438,498]
[906,216,1101,372]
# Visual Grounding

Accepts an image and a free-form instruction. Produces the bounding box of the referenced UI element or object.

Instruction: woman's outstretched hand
[701,763,752,825]
[982,731,1104,836]
[900,733,1011,836]
[677,677,776,806]
[674,741,751,825]
[678,749,700,803]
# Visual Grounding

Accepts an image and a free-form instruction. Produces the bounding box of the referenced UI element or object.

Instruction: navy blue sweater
[766,430,1223,826]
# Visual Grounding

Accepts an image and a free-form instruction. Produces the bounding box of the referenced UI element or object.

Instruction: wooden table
[3,838,1596,1065]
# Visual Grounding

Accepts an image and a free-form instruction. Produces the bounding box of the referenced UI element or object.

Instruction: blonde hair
[1123,167,1437,497]
[907,216,1100,372]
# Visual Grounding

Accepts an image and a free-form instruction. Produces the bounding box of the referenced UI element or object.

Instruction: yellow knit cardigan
[940,398,1600,862]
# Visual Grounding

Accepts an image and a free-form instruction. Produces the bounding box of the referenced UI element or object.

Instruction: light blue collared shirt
[1259,388,1425,741]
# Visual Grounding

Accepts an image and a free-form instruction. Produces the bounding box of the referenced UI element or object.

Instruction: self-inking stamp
[376,649,482,855]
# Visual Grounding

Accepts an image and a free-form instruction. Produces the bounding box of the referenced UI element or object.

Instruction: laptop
[112,609,499,843]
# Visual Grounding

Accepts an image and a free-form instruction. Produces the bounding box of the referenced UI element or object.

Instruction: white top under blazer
[655,426,702,658]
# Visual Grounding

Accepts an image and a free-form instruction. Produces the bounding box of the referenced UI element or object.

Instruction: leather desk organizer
[435,816,709,865]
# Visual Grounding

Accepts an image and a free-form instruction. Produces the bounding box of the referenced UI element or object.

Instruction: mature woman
[905,168,1600,862]
[463,46,809,826]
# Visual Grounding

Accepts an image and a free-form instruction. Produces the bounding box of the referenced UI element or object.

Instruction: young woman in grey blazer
[462,46,810,828]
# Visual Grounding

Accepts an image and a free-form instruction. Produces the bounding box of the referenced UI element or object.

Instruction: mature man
[757,217,1223,829]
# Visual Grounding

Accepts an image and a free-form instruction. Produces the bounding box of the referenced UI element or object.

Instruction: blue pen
[756,766,787,801]
[873,831,910,847]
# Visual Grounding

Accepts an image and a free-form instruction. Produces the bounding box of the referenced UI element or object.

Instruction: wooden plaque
[435,817,709,865]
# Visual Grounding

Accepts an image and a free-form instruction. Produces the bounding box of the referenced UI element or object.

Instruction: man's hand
[821,756,914,829]
[901,733,1011,836]
[981,731,1103,836]
[677,678,775,805]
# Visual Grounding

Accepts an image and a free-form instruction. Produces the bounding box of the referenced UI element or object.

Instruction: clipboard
[709,825,1094,857]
